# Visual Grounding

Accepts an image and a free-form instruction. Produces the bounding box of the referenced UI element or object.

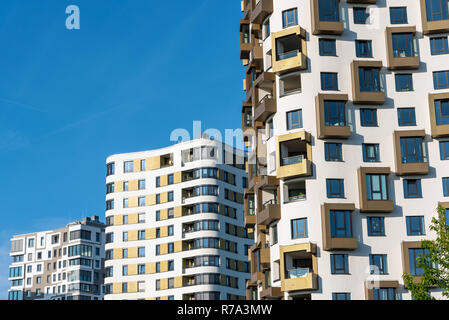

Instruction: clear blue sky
[0,0,244,299]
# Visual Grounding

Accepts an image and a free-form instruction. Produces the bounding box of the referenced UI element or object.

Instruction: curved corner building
[103,138,252,300]
[240,0,449,300]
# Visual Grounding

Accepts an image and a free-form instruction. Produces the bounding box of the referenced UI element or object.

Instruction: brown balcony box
[429,93,449,138]
[358,167,394,213]
[250,0,273,24]
[257,204,281,226]
[254,96,276,122]
[260,245,271,268]
[311,0,344,35]
[276,131,313,179]
[271,26,307,73]
[351,60,385,105]
[316,94,351,139]
[401,241,428,287]
[321,203,358,251]
[250,271,264,284]
[260,286,283,299]
[365,281,399,300]
[385,27,420,70]
[243,0,253,20]
[420,0,449,34]
[393,130,429,176]
[240,20,251,60]
[254,71,275,88]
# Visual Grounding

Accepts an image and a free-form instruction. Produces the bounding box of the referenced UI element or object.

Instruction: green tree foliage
[402,206,449,300]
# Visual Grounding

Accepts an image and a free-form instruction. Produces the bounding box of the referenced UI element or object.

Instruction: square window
[325,143,343,161]
[124,161,133,173]
[353,7,369,24]
[430,37,449,55]
[369,254,388,275]
[360,108,378,127]
[406,216,425,236]
[330,254,349,274]
[395,74,413,92]
[355,40,372,58]
[367,217,385,236]
[319,0,340,22]
[326,179,344,198]
[362,144,380,162]
[403,179,422,198]
[319,38,336,56]
[390,7,408,24]
[321,72,338,90]
[397,108,416,126]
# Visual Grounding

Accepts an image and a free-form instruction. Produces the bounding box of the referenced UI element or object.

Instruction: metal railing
[281,154,304,166]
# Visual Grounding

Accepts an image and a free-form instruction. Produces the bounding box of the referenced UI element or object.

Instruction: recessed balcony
[254,72,276,122]
[393,130,429,176]
[385,27,420,70]
[244,192,257,227]
[271,26,307,74]
[316,94,351,139]
[280,243,318,292]
[250,0,273,24]
[276,131,313,179]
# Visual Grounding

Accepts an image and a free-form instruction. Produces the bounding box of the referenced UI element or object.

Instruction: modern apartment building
[240,0,449,300]
[103,138,252,300]
[8,216,106,300]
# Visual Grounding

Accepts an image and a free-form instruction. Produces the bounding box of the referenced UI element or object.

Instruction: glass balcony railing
[287,267,311,279]
[281,155,304,166]
[277,49,298,61]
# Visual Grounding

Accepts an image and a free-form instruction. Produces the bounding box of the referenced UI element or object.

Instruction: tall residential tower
[104,138,252,300]
[240,0,449,300]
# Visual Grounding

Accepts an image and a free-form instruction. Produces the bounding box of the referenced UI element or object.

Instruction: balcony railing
[277,49,298,61]
[287,267,311,279]
[262,199,277,209]
[281,154,304,166]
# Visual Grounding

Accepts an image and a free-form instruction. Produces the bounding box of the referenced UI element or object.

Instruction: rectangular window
[332,293,351,300]
[425,0,449,22]
[138,247,145,257]
[168,191,174,202]
[373,288,396,300]
[282,8,298,28]
[138,197,146,207]
[433,70,449,89]
[330,210,352,238]
[106,162,115,176]
[366,174,388,200]
[330,254,349,274]
[353,7,369,24]
[319,38,336,56]
[319,0,339,22]
[324,101,345,126]
[321,72,338,90]
[156,177,160,188]
[395,74,413,92]
[123,198,129,208]
[360,108,378,127]
[359,67,381,92]
[362,144,380,162]
[397,108,416,126]
[325,143,343,161]
[291,218,308,239]
[369,254,388,274]
[390,7,408,24]
[123,181,129,191]
[443,177,449,196]
[392,33,415,57]
[140,159,146,171]
[406,216,425,235]
[326,179,345,198]
[403,179,423,198]
[286,109,302,130]
[430,37,449,55]
[367,217,385,236]
[138,180,146,190]
[355,40,372,58]
[409,248,428,276]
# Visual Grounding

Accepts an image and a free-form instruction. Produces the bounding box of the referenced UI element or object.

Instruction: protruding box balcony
[393,130,429,176]
[385,27,420,70]
[260,286,283,299]
[321,203,358,251]
[241,102,253,131]
[365,281,400,300]
[311,0,344,35]
[271,26,307,74]
[419,0,449,34]
[240,20,251,60]
[358,167,394,213]
[242,0,253,20]
[254,72,276,122]
[250,0,273,24]
[257,201,280,226]
[316,94,351,139]
[351,60,385,105]
[280,243,318,292]
[256,176,280,226]
[428,93,449,138]
[244,191,257,227]
[276,131,313,180]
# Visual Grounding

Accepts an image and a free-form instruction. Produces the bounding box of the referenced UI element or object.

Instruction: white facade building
[8,216,106,300]
[103,138,252,300]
